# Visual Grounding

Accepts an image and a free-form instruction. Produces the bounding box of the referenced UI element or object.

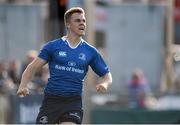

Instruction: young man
[17,7,112,124]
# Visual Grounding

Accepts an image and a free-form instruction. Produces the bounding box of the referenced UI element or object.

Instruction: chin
[78,33,85,36]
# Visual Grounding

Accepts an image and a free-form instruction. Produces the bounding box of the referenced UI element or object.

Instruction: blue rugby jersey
[38,37,110,96]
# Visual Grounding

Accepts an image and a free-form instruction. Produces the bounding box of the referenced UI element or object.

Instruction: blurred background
[1,0,180,124]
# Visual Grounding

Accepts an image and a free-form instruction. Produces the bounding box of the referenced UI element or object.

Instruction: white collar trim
[62,36,83,49]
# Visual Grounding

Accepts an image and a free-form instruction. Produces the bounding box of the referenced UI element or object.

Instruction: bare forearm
[17,57,46,97]
[19,63,36,88]
[96,72,112,93]
[101,72,112,86]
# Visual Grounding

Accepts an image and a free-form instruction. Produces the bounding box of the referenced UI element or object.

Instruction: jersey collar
[62,36,84,49]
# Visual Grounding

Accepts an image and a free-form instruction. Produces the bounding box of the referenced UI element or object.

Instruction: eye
[75,19,81,22]
[74,19,86,23]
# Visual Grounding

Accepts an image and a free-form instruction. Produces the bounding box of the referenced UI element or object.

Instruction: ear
[66,22,70,29]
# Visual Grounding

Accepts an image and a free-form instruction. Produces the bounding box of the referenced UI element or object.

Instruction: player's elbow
[104,72,112,85]
[108,72,113,84]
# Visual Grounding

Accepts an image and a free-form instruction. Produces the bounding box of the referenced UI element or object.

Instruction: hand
[96,83,108,93]
[17,87,29,97]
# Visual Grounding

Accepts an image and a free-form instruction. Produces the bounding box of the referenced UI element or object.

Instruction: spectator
[0,61,15,94]
[128,68,151,108]
[32,64,49,94]
[8,60,20,86]
[20,50,38,75]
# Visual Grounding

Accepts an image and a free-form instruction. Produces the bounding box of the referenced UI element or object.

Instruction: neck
[65,33,81,47]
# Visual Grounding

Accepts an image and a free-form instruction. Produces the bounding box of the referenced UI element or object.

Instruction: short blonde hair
[64,7,85,25]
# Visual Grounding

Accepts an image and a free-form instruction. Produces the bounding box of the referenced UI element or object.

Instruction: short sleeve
[90,49,110,77]
[38,42,53,62]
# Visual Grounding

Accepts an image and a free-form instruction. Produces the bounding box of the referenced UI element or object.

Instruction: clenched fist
[96,83,108,93]
[17,87,29,97]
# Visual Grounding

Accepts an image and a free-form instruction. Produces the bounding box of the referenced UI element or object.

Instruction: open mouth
[79,27,85,31]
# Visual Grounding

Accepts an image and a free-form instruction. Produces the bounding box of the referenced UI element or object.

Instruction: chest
[52,47,90,67]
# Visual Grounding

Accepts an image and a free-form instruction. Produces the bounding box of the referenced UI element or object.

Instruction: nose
[80,19,86,25]
[80,21,86,26]
[80,21,84,25]
[80,23,85,26]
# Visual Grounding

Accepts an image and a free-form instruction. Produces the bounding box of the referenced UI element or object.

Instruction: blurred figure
[0,61,15,94]
[128,68,151,108]
[0,61,14,124]
[32,64,49,94]
[8,60,20,86]
[20,50,38,75]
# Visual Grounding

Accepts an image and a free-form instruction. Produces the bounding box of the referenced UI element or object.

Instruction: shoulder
[45,38,62,46]
[42,38,63,49]
[81,39,98,54]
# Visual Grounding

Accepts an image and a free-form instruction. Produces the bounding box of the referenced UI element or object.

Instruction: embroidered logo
[78,53,86,61]
[69,112,80,120]
[39,116,48,124]
[59,51,67,57]
[68,61,76,67]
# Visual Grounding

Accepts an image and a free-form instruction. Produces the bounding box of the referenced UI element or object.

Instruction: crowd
[0,50,49,123]
[0,50,49,96]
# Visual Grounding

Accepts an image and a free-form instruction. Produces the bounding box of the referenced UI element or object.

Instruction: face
[67,13,86,36]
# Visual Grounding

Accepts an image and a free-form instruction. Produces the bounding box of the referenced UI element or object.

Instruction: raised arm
[17,57,47,97]
[96,72,112,93]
